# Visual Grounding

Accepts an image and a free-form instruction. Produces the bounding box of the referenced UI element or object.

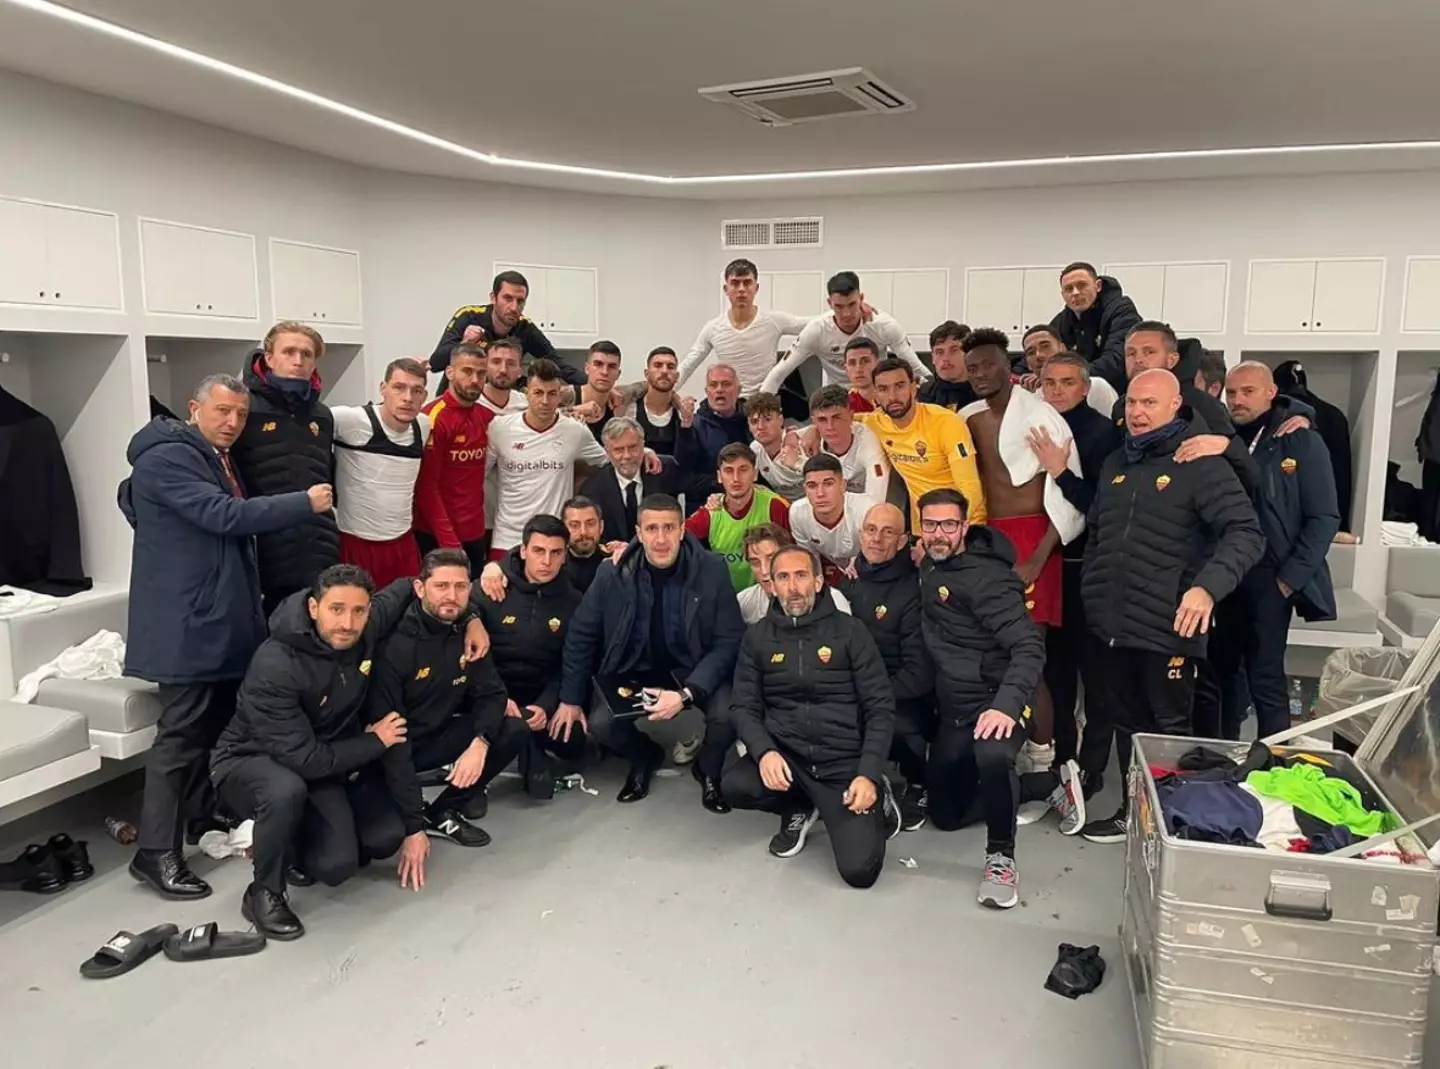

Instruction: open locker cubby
[317,342,367,408]
[0,331,136,586]
[145,336,257,416]
[1391,350,1439,496]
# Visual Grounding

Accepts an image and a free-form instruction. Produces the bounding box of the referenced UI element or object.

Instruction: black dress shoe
[617,762,655,803]
[691,762,731,814]
[0,844,68,895]
[184,811,240,847]
[285,866,315,888]
[241,883,305,941]
[47,834,94,882]
[128,850,211,900]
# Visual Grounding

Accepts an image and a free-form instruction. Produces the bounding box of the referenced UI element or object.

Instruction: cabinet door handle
[1314,321,1321,328]
[54,292,61,300]
[39,291,46,298]
[1301,321,1308,328]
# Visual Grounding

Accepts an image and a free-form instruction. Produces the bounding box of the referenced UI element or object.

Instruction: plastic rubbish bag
[1317,647,1418,743]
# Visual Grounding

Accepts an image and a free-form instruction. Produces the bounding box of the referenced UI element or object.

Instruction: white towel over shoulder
[961,389,1086,546]
[14,630,125,703]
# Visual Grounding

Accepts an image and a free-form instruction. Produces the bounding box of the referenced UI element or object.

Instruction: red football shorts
[988,514,1062,627]
[339,531,422,589]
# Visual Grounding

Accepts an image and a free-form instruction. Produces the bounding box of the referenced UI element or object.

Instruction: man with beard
[332,358,430,587]
[1048,262,1143,394]
[736,524,851,624]
[366,550,520,872]
[557,494,744,809]
[859,358,986,530]
[845,501,934,832]
[1211,362,1339,739]
[917,321,977,412]
[724,544,901,886]
[578,417,684,544]
[414,343,497,574]
[561,496,609,594]
[627,346,698,467]
[429,269,585,388]
[230,321,340,614]
[476,337,529,416]
[1025,354,1123,783]
[917,489,1085,910]
[961,328,1085,776]
[1078,370,1263,843]
[806,386,891,500]
[468,517,588,800]
[759,271,930,394]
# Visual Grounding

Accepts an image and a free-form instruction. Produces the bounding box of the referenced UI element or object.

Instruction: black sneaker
[881,777,902,840]
[425,809,492,848]
[458,789,489,821]
[1080,808,1127,844]
[769,807,818,858]
[900,784,928,832]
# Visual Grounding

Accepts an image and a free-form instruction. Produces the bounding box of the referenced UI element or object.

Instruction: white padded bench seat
[0,700,91,782]
[1299,588,1380,634]
[1387,593,1440,638]
[1287,544,1381,648]
[1383,546,1440,642]
[36,677,161,735]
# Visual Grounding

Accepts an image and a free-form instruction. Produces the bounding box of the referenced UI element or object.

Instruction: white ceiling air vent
[699,67,914,128]
[722,218,824,251]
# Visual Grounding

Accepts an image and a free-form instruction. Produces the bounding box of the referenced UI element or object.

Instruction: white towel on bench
[14,630,125,704]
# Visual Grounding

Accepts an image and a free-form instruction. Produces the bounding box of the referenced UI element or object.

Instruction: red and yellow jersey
[413,390,496,545]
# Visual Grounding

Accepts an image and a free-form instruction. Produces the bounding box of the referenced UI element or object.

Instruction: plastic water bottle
[1288,678,1305,724]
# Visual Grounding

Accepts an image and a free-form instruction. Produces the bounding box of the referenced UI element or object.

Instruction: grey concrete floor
[1,767,1142,1069]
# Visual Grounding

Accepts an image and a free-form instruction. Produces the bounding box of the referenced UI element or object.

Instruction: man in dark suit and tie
[579,417,684,544]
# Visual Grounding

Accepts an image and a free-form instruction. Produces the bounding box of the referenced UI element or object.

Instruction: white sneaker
[978,852,1019,909]
[671,733,702,766]
[1016,801,1050,826]
[1049,759,1087,835]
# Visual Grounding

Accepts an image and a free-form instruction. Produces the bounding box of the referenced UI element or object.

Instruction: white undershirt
[738,585,852,626]
[331,406,430,541]
[677,309,812,394]
[751,440,805,500]
[789,492,873,571]
[761,310,929,394]
[486,411,608,550]
[822,422,891,500]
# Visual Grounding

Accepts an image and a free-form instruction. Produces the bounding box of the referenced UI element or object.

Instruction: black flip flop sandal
[162,922,266,962]
[79,924,179,979]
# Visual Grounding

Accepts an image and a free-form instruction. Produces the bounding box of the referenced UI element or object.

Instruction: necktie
[218,451,244,498]
[624,480,639,535]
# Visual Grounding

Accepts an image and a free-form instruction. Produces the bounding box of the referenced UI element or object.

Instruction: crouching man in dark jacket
[726,545,900,887]
[366,549,521,880]
[1211,362,1339,740]
[917,489,1086,911]
[845,501,934,832]
[1078,369,1264,844]
[469,517,587,801]
[556,494,744,809]
[210,565,484,939]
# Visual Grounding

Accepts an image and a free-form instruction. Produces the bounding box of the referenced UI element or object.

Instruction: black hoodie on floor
[919,526,1045,724]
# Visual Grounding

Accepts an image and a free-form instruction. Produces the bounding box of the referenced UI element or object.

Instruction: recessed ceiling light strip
[8,0,1440,188]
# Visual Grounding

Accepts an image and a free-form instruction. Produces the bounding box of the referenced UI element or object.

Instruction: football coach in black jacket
[210,565,485,939]
[845,501,934,831]
[1049,262,1144,394]
[366,548,519,877]
[469,516,587,800]
[230,322,341,613]
[917,489,1085,911]
[556,494,744,808]
[122,374,332,902]
[726,545,899,888]
[1078,369,1264,844]
[1211,363,1340,740]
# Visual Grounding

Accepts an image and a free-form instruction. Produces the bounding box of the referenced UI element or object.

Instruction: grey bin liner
[1320,647,1418,747]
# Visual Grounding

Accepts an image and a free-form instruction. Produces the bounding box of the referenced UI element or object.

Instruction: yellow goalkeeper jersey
[859,402,987,528]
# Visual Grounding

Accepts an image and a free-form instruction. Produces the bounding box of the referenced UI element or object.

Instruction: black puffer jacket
[844,551,932,701]
[919,527,1046,723]
[210,579,414,783]
[229,352,339,598]
[470,548,584,712]
[1082,418,1264,657]
[1049,274,1143,394]
[731,596,895,783]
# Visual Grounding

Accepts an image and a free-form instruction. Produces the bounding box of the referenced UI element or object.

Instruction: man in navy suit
[579,417,684,544]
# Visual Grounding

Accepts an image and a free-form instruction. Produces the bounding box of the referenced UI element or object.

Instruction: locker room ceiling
[3,0,1440,198]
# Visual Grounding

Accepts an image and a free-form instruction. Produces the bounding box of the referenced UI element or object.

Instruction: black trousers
[927,710,1056,856]
[590,676,734,780]
[138,680,242,852]
[409,716,529,812]
[890,696,934,787]
[1045,557,1085,766]
[215,756,405,894]
[415,530,491,580]
[1210,565,1294,740]
[721,753,886,889]
[1190,657,1224,740]
[1081,642,1196,795]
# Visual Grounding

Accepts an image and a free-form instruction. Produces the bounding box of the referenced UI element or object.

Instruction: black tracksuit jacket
[428,304,585,387]
[229,352,340,598]
[366,600,509,834]
[919,527,1046,724]
[1049,275,1144,394]
[210,579,415,783]
[469,548,584,712]
[843,551,932,702]
[731,596,895,784]
[1082,417,1265,658]
[1054,402,1123,560]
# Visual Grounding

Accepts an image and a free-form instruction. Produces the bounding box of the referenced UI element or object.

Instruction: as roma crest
[874,604,888,621]
[817,645,833,665]
[547,617,561,633]
[937,585,949,603]
[1280,457,1297,475]
[617,686,633,698]
[309,421,320,437]
[915,440,928,458]
[1155,474,1172,491]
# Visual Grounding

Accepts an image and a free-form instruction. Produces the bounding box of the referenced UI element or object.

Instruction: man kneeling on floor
[209,565,483,938]
[365,549,524,881]
[725,545,900,887]
[915,489,1085,910]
